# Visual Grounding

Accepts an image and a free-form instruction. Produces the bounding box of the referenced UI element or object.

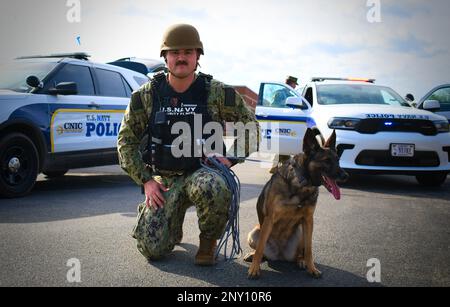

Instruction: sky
[1,0,449,99]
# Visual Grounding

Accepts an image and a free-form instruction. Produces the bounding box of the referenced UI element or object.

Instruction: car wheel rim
[1,145,31,187]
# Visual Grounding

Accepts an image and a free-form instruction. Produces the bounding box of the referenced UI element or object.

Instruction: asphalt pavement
[0,162,449,287]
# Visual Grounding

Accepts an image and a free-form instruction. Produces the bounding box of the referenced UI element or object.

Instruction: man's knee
[133,207,175,260]
[137,239,174,260]
[189,170,231,201]
[195,173,233,231]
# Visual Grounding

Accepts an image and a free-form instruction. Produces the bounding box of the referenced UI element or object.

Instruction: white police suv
[256,78,450,186]
[0,53,151,197]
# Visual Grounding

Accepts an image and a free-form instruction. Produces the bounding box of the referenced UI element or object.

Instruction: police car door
[46,63,100,153]
[87,67,132,151]
[256,82,312,155]
[421,85,450,122]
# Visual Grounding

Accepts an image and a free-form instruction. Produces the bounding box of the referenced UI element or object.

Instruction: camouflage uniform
[117,75,259,260]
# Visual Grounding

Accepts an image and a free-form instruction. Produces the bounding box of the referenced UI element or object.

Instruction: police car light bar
[16,52,91,61]
[312,77,375,83]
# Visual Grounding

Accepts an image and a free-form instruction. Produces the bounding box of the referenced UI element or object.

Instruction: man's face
[166,49,198,79]
[288,81,297,89]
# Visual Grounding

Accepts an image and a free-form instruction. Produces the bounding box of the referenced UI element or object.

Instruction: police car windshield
[317,84,410,107]
[0,61,57,93]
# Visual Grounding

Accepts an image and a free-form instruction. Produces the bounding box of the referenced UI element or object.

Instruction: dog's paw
[243,253,254,263]
[297,259,306,270]
[247,264,261,280]
[307,267,322,279]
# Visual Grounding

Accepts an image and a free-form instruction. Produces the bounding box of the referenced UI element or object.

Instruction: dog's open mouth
[322,176,341,200]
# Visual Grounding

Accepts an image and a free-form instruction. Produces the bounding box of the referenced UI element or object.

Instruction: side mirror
[423,100,441,112]
[26,76,43,88]
[49,82,78,95]
[286,97,307,109]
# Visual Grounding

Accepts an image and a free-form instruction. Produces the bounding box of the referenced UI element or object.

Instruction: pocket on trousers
[131,201,147,239]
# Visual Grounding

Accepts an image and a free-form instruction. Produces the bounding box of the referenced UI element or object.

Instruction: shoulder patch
[224,87,236,107]
[131,91,143,110]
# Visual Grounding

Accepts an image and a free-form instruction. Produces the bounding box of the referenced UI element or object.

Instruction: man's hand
[143,179,169,210]
[204,153,232,168]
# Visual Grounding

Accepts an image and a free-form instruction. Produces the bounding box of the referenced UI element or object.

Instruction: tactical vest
[145,72,223,172]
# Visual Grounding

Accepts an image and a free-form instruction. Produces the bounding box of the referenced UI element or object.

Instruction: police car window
[49,64,94,96]
[380,89,408,106]
[262,84,297,108]
[122,77,132,97]
[429,87,450,112]
[317,84,410,107]
[0,61,57,93]
[95,68,128,97]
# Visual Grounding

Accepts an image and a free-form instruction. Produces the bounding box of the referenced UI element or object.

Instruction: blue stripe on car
[256,115,317,128]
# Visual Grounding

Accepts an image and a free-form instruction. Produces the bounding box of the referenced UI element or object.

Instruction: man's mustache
[176,61,188,66]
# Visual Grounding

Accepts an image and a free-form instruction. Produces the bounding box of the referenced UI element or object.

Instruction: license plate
[391,144,415,157]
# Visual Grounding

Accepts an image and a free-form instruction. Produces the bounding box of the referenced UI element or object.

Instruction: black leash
[200,157,242,261]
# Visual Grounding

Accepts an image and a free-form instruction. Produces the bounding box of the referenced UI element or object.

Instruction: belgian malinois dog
[245,128,348,279]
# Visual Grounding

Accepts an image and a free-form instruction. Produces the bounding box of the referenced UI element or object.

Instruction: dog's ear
[303,128,321,155]
[324,130,337,151]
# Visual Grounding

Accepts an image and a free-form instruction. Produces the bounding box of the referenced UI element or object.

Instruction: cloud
[0,0,449,99]
[383,2,431,19]
[120,4,161,19]
[174,8,208,20]
[309,42,363,55]
[390,34,446,58]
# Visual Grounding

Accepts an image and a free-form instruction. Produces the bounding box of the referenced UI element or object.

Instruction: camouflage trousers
[131,167,231,260]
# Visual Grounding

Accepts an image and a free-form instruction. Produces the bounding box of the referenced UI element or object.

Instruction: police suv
[257,78,450,186]
[0,53,153,198]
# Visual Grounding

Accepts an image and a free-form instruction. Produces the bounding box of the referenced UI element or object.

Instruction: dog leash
[200,157,242,261]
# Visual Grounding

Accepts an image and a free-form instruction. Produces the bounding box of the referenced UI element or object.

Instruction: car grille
[444,146,450,163]
[356,119,437,136]
[355,150,440,167]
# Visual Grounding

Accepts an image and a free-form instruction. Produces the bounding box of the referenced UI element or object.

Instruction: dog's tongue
[323,176,341,200]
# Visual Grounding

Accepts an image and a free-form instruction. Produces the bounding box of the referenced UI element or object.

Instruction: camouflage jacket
[117,73,260,186]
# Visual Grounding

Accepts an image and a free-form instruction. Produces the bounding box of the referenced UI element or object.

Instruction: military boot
[195,235,217,266]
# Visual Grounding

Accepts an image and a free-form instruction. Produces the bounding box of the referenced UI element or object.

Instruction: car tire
[0,133,39,198]
[43,170,68,178]
[415,172,448,187]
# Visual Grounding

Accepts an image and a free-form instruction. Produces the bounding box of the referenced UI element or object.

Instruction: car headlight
[328,118,361,130]
[434,120,450,133]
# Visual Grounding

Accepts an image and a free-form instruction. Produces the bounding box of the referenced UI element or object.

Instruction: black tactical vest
[148,73,223,172]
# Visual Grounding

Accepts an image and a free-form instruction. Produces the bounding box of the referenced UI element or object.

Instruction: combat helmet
[160,24,204,57]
